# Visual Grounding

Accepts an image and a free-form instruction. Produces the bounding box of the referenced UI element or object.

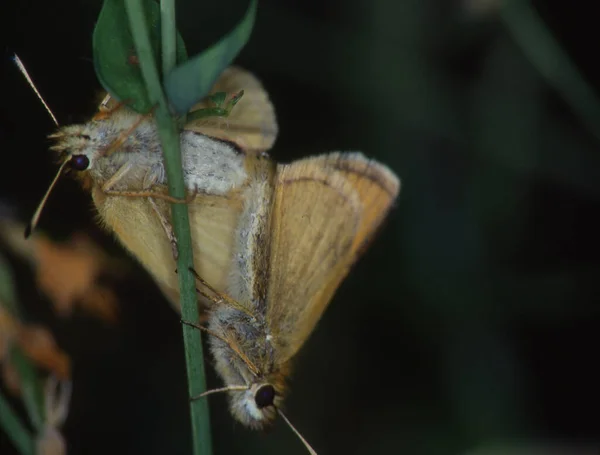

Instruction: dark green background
[1,1,599,454]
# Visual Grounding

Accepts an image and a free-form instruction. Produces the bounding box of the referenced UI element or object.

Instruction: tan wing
[185,66,278,153]
[266,152,400,362]
[91,186,244,312]
[97,66,278,153]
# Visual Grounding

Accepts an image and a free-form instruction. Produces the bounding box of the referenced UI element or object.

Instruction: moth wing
[266,152,400,362]
[91,186,244,312]
[185,66,278,153]
[96,66,277,154]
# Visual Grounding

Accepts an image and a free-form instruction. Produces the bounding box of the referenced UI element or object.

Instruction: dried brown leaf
[1,221,121,323]
[35,233,119,321]
[0,306,71,394]
[17,325,70,379]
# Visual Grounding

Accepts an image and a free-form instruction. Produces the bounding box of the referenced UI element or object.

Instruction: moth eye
[254,384,275,409]
[70,154,90,171]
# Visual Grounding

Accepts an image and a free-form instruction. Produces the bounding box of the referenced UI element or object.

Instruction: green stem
[10,347,44,431]
[501,0,600,143]
[124,1,213,454]
[0,387,35,455]
[0,258,44,432]
[160,0,177,76]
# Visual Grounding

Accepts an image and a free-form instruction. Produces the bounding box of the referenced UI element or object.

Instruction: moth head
[227,380,317,454]
[25,115,130,237]
[48,123,108,173]
[199,376,316,453]
[229,381,284,430]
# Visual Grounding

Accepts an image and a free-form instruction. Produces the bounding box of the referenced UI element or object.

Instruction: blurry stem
[0,376,35,455]
[124,1,213,454]
[0,256,44,448]
[10,347,44,431]
[501,0,600,143]
[160,0,176,76]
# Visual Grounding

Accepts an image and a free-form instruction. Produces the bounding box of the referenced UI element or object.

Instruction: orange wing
[185,66,278,154]
[265,152,400,362]
[92,186,244,312]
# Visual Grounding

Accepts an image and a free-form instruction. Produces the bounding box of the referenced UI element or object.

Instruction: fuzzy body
[207,155,285,429]
[50,107,252,311]
[208,304,287,429]
[52,109,248,194]
[205,152,400,430]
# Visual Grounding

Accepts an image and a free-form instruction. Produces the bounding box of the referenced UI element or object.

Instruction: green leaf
[186,90,244,122]
[0,254,18,315]
[208,91,227,106]
[0,389,34,455]
[10,347,44,431]
[93,0,187,113]
[0,258,35,455]
[164,0,257,114]
[0,256,44,433]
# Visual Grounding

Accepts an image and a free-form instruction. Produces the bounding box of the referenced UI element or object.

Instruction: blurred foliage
[1,0,599,454]
[93,0,188,113]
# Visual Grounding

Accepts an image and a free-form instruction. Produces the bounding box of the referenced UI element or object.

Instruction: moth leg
[102,109,155,158]
[181,319,228,344]
[180,319,260,376]
[147,197,179,260]
[102,189,194,204]
[101,162,133,193]
[143,166,178,260]
[188,267,256,318]
[93,94,130,120]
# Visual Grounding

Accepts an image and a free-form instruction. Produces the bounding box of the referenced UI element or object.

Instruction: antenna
[25,160,69,238]
[190,385,249,401]
[13,54,65,238]
[278,410,318,455]
[12,54,59,127]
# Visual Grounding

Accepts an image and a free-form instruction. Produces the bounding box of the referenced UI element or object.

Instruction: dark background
[1,1,600,454]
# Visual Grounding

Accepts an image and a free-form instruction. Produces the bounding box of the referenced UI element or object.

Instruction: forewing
[96,66,278,153]
[266,152,400,362]
[91,186,243,312]
[185,66,278,153]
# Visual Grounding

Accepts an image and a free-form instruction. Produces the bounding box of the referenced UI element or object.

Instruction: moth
[22,59,278,311]
[17,55,400,453]
[194,150,399,439]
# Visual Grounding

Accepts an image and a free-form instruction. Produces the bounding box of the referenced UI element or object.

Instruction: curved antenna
[13,53,66,238]
[190,385,248,401]
[25,159,69,238]
[278,410,318,455]
[12,54,59,127]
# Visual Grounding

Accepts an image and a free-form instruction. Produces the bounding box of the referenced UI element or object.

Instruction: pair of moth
[24,62,400,453]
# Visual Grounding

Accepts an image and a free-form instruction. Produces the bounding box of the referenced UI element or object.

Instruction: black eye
[70,154,90,171]
[254,385,275,409]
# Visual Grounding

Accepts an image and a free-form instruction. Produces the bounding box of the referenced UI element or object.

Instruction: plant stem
[0,388,35,455]
[501,0,600,143]
[124,1,213,454]
[10,347,44,431]
[0,258,44,431]
[160,0,177,76]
